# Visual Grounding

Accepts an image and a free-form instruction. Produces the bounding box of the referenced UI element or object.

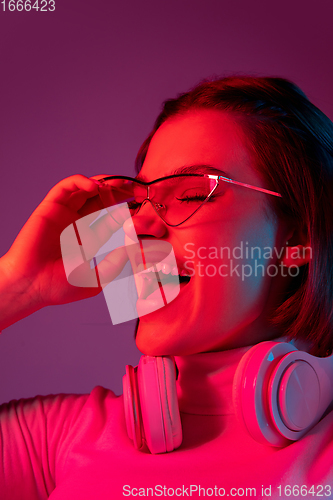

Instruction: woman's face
[131,110,291,356]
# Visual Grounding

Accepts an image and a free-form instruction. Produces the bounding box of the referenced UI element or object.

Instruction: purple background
[0,0,332,403]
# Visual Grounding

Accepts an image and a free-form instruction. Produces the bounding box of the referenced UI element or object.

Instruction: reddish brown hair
[135,76,333,355]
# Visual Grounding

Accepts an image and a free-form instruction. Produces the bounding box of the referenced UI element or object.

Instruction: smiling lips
[136,263,191,300]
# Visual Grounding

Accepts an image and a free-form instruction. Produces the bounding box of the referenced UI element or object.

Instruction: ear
[281,226,312,268]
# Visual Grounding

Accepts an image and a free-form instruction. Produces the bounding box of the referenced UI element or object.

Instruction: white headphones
[123,341,333,453]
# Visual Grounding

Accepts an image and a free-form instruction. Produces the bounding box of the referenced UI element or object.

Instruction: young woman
[1,76,333,499]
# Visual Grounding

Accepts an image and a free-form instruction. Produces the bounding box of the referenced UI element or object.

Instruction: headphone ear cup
[233,341,333,447]
[268,348,333,440]
[123,356,182,454]
[123,365,144,450]
[232,341,297,447]
[155,356,182,451]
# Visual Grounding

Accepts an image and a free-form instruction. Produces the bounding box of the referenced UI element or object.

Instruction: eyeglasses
[98,174,282,227]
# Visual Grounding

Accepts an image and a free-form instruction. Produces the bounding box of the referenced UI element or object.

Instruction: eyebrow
[135,164,231,181]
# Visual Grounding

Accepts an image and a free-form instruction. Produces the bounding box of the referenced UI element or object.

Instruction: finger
[77,195,104,218]
[97,246,129,284]
[65,246,129,287]
[90,174,110,181]
[69,191,103,214]
[90,175,129,188]
[79,176,131,217]
[75,204,131,260]
[44,175,100,207]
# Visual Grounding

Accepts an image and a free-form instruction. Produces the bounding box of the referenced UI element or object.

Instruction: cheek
[187,217,279,309]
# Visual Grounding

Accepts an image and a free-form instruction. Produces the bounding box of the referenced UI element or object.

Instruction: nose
[122,199,168,241]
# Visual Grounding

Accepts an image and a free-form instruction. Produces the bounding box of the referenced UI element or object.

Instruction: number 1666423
[1,0,55,11]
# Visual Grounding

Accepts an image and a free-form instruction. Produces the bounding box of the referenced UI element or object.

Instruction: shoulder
[0,386,122,442]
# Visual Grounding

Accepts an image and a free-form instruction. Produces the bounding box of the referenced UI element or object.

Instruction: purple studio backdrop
[0,0,332,404]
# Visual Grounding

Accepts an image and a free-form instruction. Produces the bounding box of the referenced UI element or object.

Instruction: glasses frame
[98,174,282,227]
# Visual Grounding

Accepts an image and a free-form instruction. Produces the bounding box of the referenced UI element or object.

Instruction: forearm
[0,254,43,331]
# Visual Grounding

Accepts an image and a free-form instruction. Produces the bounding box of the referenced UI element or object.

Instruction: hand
[2,174,129,313]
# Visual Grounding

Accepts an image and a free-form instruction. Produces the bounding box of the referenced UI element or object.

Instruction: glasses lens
[98,178,138,206]
[152,175,218,225]
[98,177,141,224]
[99,176,218,225]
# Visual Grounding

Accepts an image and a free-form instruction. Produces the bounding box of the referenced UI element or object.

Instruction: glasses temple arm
[211,175,282,198]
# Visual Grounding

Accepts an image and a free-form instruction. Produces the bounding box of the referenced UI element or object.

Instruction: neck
[174,345,253,415]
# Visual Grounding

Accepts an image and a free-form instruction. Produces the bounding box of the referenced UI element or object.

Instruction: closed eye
[176,194,216,203]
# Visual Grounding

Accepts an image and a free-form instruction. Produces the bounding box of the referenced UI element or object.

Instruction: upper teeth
[136,262,190,278]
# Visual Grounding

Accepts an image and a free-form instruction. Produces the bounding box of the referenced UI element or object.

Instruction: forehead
[139,109,256,183]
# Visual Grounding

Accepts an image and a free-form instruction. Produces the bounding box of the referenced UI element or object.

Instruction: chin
[136,320,185,356]
[135,320,209,357]
[136,330,174,356]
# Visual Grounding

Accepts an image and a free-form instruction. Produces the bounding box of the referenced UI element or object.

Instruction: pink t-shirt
[1,348,333,499]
